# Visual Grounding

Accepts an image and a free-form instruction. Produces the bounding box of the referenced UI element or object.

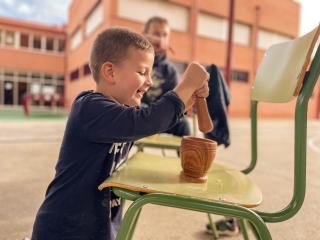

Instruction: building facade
[0,17,66,109]
[1,0,319,118]
[66,0,319,118]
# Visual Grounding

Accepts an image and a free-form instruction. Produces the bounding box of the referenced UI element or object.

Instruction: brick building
[0,17,66,109]
[1,0,319,118]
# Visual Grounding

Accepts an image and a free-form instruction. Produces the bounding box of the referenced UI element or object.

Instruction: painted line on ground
[0,136,61,144]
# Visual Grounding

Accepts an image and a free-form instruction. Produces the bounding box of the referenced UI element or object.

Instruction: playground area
[0,106,66,120]
[0,118,320,240]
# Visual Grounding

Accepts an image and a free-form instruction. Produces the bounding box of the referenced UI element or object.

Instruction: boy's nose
[146,75,153,86]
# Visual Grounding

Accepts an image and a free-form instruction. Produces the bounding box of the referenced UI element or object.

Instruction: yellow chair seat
[134,133,181,150]
[99,152,262,208]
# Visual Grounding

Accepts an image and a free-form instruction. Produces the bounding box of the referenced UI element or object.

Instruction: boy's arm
[79,63,209,143]
[80,91,185,143]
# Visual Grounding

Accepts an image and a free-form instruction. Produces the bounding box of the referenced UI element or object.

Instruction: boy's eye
[138,71,146,76]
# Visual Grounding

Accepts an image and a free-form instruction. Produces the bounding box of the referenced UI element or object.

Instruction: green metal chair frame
[99,26,320,240]
[213,26,320,239]
[249,27,320,222]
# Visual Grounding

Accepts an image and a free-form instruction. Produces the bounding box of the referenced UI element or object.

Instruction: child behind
[31,27,209,240]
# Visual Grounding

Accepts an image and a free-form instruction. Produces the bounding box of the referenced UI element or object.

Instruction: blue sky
[0,0,318,34]
[0,0,71,25]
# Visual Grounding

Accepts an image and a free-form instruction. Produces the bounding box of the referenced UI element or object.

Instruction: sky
[0,0,71,25]
[0,0,318,35]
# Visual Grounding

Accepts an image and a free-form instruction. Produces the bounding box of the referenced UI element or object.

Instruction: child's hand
[194,82,209,99]
[174,62,209,107]
[182,78,209,112]
[181,62,209,90]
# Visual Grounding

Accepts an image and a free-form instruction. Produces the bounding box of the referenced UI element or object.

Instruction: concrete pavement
[0,118,319,240]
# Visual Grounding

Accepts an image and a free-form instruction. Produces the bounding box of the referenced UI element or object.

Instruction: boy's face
[112,47,154,107]
[146,21,170,55]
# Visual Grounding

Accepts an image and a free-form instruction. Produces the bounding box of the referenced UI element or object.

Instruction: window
[32,73,41,80]
[18,72,28,80]
[118,0,189,32]
[56,85,64,107]
[56,85,64,94]
[42,84,55,95]
[232,70,249,83]
[5,31,15,46]
[4,71,14,81]
[57,74,65,82]
[258,30,292,49]
[4,71,14,77]
[70,69,79,81]
[198,13,227,41]
[234,23,250,46]
[46,37,54,51]
[198,14,251,46]
[44,74,52,79]
[71,29,81,49]
[85,2,103,36]
[4,81,14,105]
[33,35,41,49]
[0,69,65,106]
[31,83,41,95]
[20,33,29,48]
[58,39,65,52]
[44,74,53,82]
[83,63,91,76]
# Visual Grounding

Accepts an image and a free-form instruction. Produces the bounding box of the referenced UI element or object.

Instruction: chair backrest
[251,25,320,103]
[248,25,320,223]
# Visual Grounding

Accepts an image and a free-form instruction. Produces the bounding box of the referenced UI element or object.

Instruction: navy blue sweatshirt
[142,55,178,105]
[31,90,184,240]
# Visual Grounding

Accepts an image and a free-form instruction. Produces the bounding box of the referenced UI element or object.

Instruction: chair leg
[247,220,261,240]
[116,204,142,240]
[239,218,250,240]
[137,145,144,152]
[207,214,219,239]
[115,192,272,240]
[126,208,142,240]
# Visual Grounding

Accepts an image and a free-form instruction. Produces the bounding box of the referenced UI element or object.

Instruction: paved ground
[0,118,320,240]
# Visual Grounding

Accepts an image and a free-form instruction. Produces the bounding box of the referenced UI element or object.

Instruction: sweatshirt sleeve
[77,91,184,143]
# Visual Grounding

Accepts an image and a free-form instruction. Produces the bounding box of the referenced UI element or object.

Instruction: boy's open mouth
[136,89,146,98]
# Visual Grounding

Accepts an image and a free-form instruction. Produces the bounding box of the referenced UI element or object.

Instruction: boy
[142,16,191,137]
[31,27,209,240]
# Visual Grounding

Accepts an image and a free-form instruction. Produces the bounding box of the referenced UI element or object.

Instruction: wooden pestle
[195,97,213,133]
[183,62,213,133]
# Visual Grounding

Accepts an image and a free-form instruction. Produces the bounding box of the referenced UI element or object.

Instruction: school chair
[134,133,181,156]
[99,25,320,240]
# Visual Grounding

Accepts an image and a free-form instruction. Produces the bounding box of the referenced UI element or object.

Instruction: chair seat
[134,134,181,150]
[99,152,262,208]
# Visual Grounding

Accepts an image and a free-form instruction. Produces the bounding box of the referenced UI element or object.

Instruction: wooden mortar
[180,136,217,183]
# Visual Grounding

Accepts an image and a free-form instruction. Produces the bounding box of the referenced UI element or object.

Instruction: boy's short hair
[90,27,154,81]
[144,16,169,33]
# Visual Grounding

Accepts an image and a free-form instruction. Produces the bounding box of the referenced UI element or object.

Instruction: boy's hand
[174,62,210,106]
[181,62,209,91]
[184,82,209,112]
[194,82,209,99]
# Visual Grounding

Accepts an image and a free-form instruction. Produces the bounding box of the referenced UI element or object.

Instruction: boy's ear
[100,62,115,84]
